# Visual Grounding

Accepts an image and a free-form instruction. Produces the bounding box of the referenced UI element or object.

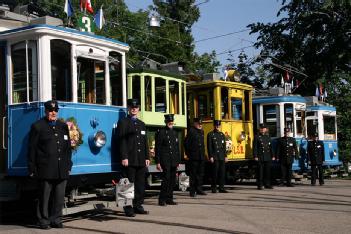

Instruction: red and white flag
[80,0,94,14]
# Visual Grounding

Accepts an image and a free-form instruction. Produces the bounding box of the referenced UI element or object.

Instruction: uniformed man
[155,114,180,206]
[307,133,325,186]
[28,100,72,229]
[207,120,228,193]
[117,99,150,217]
[184,117,206,197]
[253,123,275,190]
[276,128,298,187]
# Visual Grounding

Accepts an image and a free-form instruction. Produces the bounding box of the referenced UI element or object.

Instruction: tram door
[0,45,7,174]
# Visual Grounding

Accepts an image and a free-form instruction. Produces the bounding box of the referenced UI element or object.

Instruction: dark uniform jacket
[28,118,72,179]
[117,116,149,167]
[207,130,226,161]
[307,140,325,165]
[253,134,273,162]
[276,136,298,164]
[155,127,180,167]
[184,127,205,161]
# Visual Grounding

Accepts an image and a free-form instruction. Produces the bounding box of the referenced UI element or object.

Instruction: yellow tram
[187,76,254,163]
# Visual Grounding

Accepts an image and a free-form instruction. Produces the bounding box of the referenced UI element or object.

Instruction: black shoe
[211,188,217,193]
[311,183,316,186]
[257,186,263,190]
[218,189,228,193]
[197,190,207,195]
[39,224,51,230]
[158,201,167,206]
[319,183,324,186]
[286,184,294,187]
[265,186,273,189]
[51,223,64,228]
[134,206,149,214]
[124,206,136,217]
[166,200,177,205]
[190,192,196,197]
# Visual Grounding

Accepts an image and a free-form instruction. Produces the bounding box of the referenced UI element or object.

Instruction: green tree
[191,50,220,75]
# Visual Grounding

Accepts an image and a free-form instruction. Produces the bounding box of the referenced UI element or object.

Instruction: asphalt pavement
[1,180,351,234]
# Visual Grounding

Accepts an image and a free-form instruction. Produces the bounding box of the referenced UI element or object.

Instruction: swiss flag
[80,0,94,14]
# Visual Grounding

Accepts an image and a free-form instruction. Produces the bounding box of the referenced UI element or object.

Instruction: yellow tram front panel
[187,80,254,162]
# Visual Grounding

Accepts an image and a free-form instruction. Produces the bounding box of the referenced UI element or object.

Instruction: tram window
[231,97,242,120]
[51,40,72,101]
[11,41,38,103]
[244,90,251,121]
[284,104,294,131]
[307,119,318,138]
[155,78,166,112]
[109,51,123,106]
[131,75,141,104]
[221,88,229,119]
[263,105,277,137]
[144,76,152,111]
[324,115,336,140]
[169,80,179,114]
[296,111,305,135]
[77,57,106,104]
[198,94,207,117]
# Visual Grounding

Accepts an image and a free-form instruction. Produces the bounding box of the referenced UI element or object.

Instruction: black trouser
[37,179,67,226]
[311,164,324,185]
[123,166,146,208]
[212,160,225,190]
[188,160,205,193]
[281,163,292,185]
[159,164,177,202]
[256,161,272,187]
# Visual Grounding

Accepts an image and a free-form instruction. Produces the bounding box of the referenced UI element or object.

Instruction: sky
[124,0,283,71]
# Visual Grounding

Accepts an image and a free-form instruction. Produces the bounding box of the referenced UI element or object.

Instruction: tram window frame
[155,78,166,113]
[169,80,180,114]
[77,57,106,104]
[284,103,294,132]
[221,88,229,119]
[231,97,242,120]
[296,110,305,136]
[51,39,72,102]
[109,51,123,106]
[144,75,152,112]
[323,115,336,140]
[263,104,278,137]
[182,82,186,115]
[11,40,38,104]
[244,90,251,121]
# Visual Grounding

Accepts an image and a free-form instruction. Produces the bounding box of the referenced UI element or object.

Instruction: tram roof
[252,95,306,104]
[307,105,336,112]
[128,68,186,81]
[187,80,253,90]
[0,24,129,50]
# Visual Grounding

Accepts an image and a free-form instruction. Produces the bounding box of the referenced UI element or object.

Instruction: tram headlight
[333,149,337,156]
[90,131,107,148]
[238,131,246,142]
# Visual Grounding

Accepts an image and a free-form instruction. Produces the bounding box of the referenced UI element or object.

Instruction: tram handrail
[2,117,6,150]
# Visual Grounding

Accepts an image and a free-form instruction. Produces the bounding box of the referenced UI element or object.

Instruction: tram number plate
[233,145,244,154]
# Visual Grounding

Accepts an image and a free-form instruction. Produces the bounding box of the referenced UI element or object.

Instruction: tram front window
[77,57,106,104]
[296,110,305,136]
[307,118,318,138]
[324,115,336,140]
[169,80,179,114]
[11,40,38,103]
[231,97,242,120]
[284,104,294,131]
[109,51,123,106]
[51,40,72,101]
[221,88,229,119]
[144,76,152,111]
[155,78,166,112]
[263,105,278,137]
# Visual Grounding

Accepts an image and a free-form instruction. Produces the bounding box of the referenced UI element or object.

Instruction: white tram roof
[0,24,129,52]
[252,95,307,104]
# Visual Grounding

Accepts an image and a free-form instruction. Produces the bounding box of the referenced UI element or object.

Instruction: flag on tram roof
[94,7,105,30]
[80,0,94,14]
[315,85,320,97]
[64,0,74,17]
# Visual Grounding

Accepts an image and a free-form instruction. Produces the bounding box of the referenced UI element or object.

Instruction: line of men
[27,99,325,228]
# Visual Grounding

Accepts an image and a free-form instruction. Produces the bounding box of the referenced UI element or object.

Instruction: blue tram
[0,24,129,200]
[253,90,341,172]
